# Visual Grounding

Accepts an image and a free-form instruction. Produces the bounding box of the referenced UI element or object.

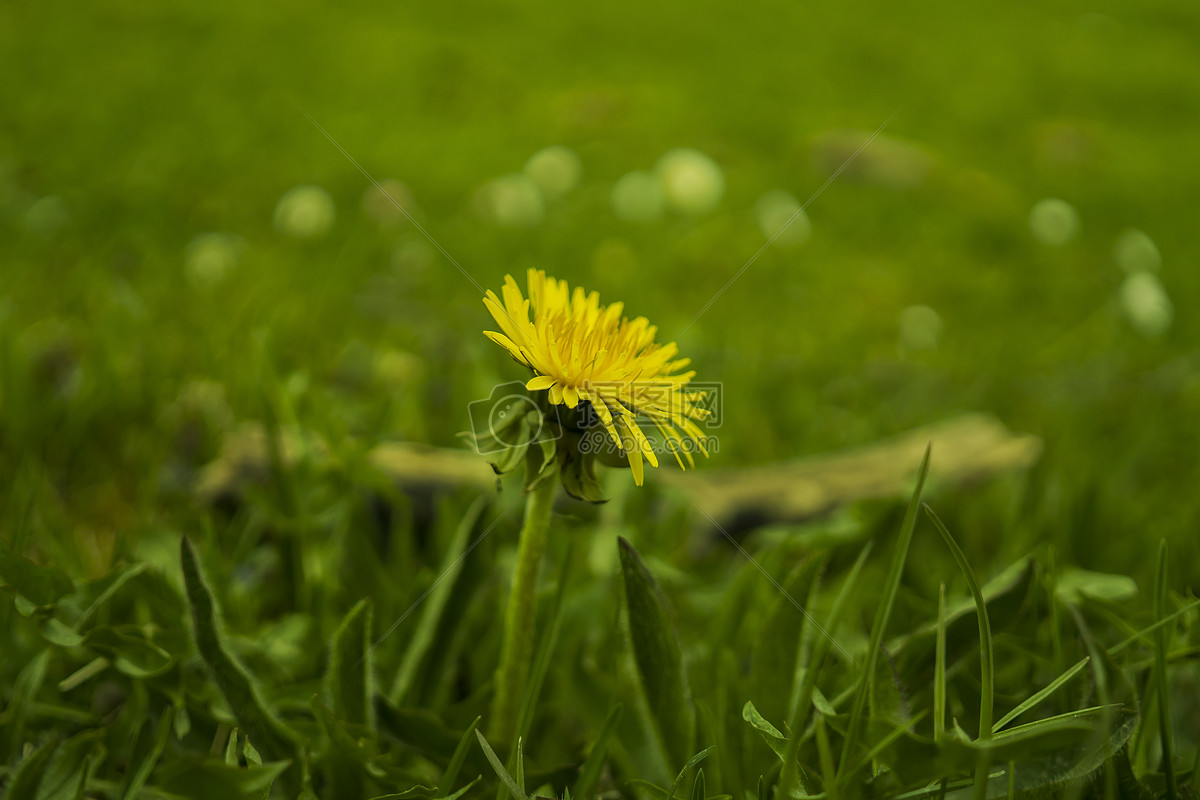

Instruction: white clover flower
[1029,198,1079,245]
[274,185,335,239]
[185,232,243,287]
[656,148,725,216]
[754,190,811,246]
[478,174,545,227]
[1119,272,1172,338]
[524,146,582,199]
[899,305,943,351]
[1113,229,1161,274]
[611,170,665,223]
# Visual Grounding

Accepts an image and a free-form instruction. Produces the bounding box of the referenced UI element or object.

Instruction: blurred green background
[3,0,1198,584]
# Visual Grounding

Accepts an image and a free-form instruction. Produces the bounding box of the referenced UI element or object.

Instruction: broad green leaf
[180,536,298,787]
[618,536,695,770]
[0,542,74,607]
[1055,568,1138,604]
[742,701,787,762]
[39,616,85,648]
[327,598,374,727]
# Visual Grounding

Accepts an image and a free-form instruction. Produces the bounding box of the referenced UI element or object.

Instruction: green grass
[2,0,1199,797]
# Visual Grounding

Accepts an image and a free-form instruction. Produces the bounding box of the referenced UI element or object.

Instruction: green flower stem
[491,467,558,742]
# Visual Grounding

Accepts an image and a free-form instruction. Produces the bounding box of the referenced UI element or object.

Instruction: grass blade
[992,658,1089,734]
[476,730,528,800]
[925,505,994,739]
[1153,540,1177,800]
[440,715,481,793]
[778,542,872,799]
[572,703,624,800]
[327,598,374,727]
[390,497,486,705]
[838,444,931,773]
[935,582,947,744]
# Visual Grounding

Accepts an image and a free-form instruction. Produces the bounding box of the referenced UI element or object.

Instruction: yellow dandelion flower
[483,269,711,485]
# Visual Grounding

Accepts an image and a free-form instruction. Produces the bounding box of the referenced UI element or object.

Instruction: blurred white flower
[1119,272,1172,338]
[1113,228,1161,274]
[524,145,582,199]
[656,148,725,216]
[1029,198,1079,245]
[24,195,69,236]
[754,190,810,246]
[478,174,545,227]
[274,185,335,239]
[611,170,665,223]
[185,232,243,287]
[899,304,943,351]
[361,179,416,227]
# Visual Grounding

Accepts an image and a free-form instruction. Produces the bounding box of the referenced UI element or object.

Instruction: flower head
[483,269,710,486]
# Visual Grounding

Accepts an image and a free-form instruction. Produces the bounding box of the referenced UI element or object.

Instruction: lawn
[1,0,1198,798]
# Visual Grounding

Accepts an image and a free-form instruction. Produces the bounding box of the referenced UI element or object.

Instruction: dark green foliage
[619,536,696,773]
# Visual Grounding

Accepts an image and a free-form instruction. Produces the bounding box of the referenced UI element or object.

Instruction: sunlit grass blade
[476,730,528,800]
[839,444,931,774]
[1153,540,1178,800]
[924,505,993,740]
[992,657,1089,734]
